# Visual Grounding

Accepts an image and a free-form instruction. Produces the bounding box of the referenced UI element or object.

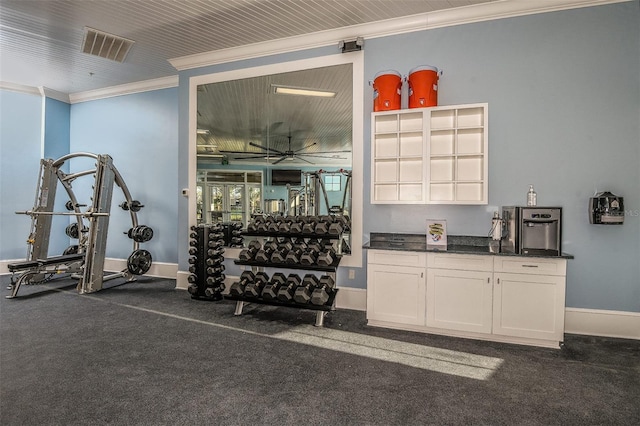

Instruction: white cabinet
[493,257,567,342]
[366,250,426,325]
[371,103,488,205]
[426,254,493,334]
[366,249,568,348]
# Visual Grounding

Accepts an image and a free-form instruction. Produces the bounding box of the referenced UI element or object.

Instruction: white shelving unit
[427,104,488,204]
[371,103,488,205]
[371,111,426,203]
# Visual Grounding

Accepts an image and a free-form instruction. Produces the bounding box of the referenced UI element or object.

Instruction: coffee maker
[501,206,562,256]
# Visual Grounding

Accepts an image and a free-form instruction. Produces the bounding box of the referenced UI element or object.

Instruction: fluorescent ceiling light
[273,85,336,98]
[196,129,210,135]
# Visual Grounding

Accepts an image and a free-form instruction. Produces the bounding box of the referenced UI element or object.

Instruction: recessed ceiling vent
[81,27,134,63]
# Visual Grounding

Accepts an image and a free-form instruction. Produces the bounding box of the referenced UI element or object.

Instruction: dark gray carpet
[1,275,639,425]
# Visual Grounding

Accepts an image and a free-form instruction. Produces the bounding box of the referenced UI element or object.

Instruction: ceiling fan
[220,135,351,165]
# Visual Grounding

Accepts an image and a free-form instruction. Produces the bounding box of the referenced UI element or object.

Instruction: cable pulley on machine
[63,245,79,255]
[120,200,144,212]
[126,225,154,242]
[127,249,152,275]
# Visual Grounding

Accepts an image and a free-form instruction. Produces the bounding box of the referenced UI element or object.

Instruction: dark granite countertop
[363,233,574,259]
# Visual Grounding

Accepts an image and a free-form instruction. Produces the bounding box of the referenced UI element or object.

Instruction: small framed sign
[426,219,447,250]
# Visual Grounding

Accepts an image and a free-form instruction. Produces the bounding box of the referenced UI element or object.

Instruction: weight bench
[6,253,84,298]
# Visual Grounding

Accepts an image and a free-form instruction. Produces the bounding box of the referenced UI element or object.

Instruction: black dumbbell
[261,272,287,301]
[270,240,294,264]
[300,242,322,266]
[317,246,338,267]
[277,274,302,302]
[285,241,308,264]
[206,264,225,275]
[302,217,318,234]
[255,240,278,263]
[206,256,224,266]
[314,216,334,234]
[328,220,344,236]
[206,274,226,287]
[207,247,224,258]
[289,220,303,233]
[244,271,269,298]
[239,240,261,261]
[294,274,320,304]
[229,271,255,297]
[311,275,336,306]
[278,218,292,233]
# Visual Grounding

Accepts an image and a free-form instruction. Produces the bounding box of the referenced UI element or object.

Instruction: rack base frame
[225,290,338,327]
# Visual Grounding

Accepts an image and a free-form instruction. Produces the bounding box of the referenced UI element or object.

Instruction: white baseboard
[335,287,366,311]
[1,257,178,279]
[565,308,640,340]
[0,259,23,275]
[103,258,177,279]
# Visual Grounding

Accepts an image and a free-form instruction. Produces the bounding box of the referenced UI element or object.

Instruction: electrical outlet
[348,269,355,279]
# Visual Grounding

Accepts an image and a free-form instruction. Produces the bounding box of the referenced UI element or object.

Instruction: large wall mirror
[188,53,363,268]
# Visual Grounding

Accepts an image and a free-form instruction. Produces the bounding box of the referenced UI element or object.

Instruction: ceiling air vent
[81,27,134,63]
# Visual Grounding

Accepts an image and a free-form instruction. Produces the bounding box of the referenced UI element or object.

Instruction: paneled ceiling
[0,0,496,95]
[0,0,617,166]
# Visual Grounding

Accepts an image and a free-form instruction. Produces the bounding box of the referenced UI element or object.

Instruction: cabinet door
[493,273,565,341]
[426,269,493,333]
[366,263,426,325]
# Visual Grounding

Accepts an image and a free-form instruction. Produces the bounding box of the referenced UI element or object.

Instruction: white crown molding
[0,81,41,96]
[41,87,70,104]
[68,75,179,104]
[169,0,627,71]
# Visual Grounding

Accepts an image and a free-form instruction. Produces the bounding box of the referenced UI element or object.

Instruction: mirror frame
[188,52,363,268]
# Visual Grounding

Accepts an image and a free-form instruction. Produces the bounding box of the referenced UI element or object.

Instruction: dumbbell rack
[186,224,226,301]
[230,228,341,327]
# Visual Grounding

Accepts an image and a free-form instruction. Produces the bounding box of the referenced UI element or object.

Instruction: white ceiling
[0,0,499,95]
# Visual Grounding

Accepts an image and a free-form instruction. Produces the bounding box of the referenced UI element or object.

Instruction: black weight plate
[127,249,152,275]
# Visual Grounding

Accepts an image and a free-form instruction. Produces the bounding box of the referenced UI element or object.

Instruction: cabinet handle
[522,265,539,268]
[497,278,500,284]
[487,277,490,283]
[421,272,424,278]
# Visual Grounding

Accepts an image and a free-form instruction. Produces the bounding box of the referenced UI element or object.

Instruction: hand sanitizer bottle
[527,184,537,206]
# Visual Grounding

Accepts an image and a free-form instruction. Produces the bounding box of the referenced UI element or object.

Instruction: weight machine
[289,169,352,218]
[6,152,153,298]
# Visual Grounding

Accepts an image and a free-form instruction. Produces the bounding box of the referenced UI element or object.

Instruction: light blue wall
[70,88,179,263]
[363,3,639,312]
[180,2,639,312]
[0,89,43,260]
[44,97,71,255]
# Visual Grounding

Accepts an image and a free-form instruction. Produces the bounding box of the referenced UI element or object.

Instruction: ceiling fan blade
[219,150,262,154]
[272,156,288,165]
[249,141,286,155]
[296,154,348,159]
[297,156,315,165]
[294,142,317,153]
[230,155,277,160]
[297,150,352,155]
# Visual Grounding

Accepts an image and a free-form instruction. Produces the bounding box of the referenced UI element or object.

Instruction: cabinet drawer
[427,253,493,272]
[368,250,426,267]
[493,257,567,276]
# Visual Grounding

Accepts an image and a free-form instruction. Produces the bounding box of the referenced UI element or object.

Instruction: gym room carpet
[1,276,639,426]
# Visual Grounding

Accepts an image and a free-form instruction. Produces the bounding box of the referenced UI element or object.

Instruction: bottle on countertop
[527,184,537,206]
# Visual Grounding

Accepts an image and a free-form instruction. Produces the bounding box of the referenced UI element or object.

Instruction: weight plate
[63,245,79,255]
[65,223,79,239]
[127,249,152,275]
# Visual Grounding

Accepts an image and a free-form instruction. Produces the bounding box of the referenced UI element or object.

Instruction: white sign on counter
[426,219,447,250]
